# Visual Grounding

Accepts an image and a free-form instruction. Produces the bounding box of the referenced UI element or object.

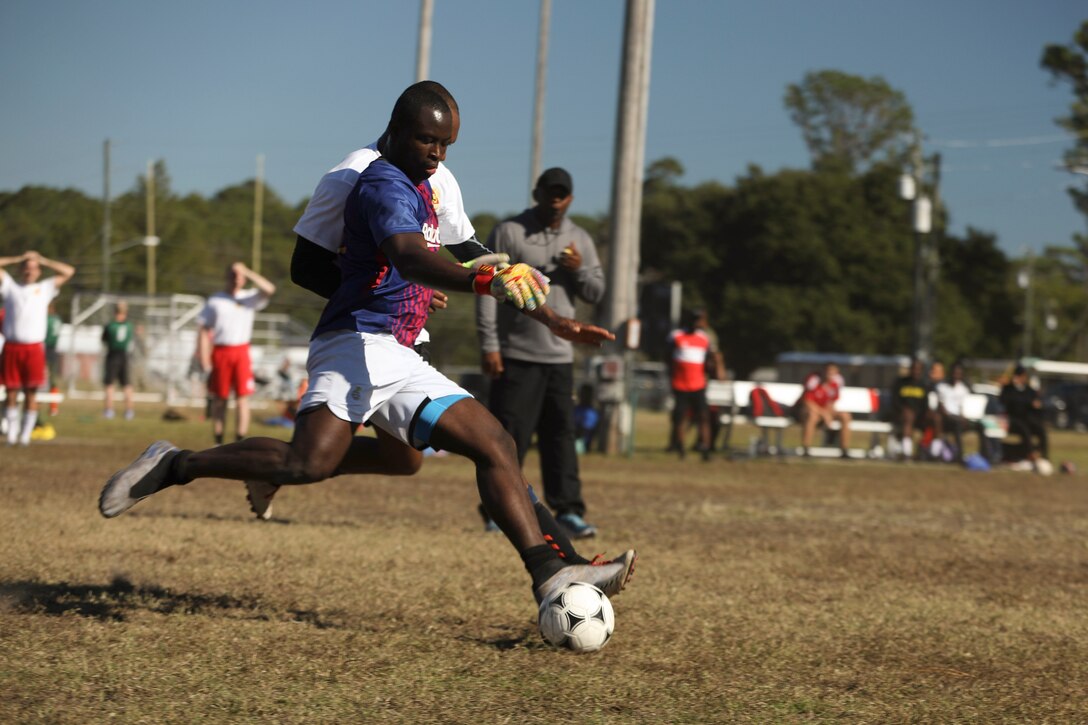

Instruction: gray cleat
[534,549,637,605]
[99,440,180,518]
[245,480,280,520]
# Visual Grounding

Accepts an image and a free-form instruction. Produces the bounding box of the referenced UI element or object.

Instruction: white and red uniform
[802,371,843,408]
[669,329,710,392]
[0,272,57,390]
[198,288,270,398]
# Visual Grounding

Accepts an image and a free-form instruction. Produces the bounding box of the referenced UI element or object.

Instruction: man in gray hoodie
[477,168,605,538]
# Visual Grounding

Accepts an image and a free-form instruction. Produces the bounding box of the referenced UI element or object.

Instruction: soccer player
[99,85,635,605]
[0,251,75,445]
[250,81,623,572]
[102,301,136,420]
[196,262,276,444]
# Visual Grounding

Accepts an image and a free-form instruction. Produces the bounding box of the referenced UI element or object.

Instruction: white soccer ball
[538,581,615,653]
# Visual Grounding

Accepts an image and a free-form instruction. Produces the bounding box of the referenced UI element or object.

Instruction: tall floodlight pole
[529,0,552,197]
[145,160,158,296]
[252,154,265,274]
[102,139,111,293]
[415,0,433,82]
[601,0,654,454]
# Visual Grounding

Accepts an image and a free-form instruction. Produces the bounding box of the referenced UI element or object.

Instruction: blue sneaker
[556,512,597,539]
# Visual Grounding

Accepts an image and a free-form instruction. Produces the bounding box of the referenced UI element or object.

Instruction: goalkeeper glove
[473,263,550,311]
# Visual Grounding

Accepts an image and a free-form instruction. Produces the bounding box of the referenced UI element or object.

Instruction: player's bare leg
[427,397,634,602]
[236,395,251,439]
[246,427,422,520]
[209,397,228,444]
[99,405,356,517]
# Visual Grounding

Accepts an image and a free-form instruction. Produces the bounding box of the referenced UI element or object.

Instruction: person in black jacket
[1000,365,1048,460]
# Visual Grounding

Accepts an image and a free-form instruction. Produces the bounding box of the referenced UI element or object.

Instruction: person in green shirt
[102,301,135,420]
[45,303,62,388]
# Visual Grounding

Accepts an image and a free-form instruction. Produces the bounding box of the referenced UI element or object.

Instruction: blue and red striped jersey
[313,159,439,347]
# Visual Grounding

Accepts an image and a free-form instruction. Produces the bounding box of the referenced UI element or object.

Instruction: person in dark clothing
[1000,365,1048,460]
[891,359,933,460]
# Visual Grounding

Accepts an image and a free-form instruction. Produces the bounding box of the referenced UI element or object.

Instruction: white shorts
[301,330,471,448]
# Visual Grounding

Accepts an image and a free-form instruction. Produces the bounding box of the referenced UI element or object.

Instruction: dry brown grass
[2,401,1087,723]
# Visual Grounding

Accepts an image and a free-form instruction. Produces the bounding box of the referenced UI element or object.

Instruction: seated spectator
[935,361,989,463]
[891,359,935,460]
[797,363,852,458]
[1000,364,1048,462]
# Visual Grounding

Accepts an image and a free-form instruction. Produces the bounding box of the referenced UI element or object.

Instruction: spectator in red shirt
[797,363,852,457]
[668,309,715,460]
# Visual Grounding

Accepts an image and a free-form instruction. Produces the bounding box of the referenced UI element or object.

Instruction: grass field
[2,400,1087,723]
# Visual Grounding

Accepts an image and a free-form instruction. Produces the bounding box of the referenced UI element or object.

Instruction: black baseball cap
[536,167,573,195]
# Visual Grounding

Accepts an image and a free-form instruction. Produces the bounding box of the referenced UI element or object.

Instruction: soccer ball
[538,581,615,653]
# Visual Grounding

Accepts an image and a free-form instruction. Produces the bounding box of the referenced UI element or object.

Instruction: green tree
[1042,19,1088,241]
[784,70,917,173]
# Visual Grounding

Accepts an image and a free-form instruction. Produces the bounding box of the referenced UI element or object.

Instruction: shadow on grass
[128,510,369,529]
[0,576,338,628]
[459,628,543,652]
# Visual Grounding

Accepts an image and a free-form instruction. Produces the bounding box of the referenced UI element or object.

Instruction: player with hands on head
[0,250,75,446]
[100,84,634,608]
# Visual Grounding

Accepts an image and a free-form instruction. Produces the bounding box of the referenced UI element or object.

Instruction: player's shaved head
[389,85,452,136]
[411,80,458,112]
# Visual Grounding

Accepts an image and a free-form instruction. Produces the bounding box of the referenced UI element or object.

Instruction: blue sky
[1,1,1084,256]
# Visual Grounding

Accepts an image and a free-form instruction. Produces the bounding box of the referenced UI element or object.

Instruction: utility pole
[102,139,111,293]
[145,160,157,296]
[529,0,551,197]
[601,0,655,454]
[415,0,433,82]
[252,154,265,274]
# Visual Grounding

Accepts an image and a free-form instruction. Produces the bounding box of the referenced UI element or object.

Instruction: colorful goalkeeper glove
[473,262,550,311]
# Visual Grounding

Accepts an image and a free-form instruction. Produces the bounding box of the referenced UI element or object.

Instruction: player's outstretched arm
[523,305,616,346]
[382,233,547,310]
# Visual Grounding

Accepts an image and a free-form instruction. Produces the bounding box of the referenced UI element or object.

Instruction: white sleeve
[292,172,357,253]
[241,289,270,311]
[432,164,475,245]
[197,300,214,328]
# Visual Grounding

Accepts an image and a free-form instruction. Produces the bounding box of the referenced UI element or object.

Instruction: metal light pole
[600,0,654,454]
[529,0,551,198]
[102,139,111,293]
[415,0,433,82]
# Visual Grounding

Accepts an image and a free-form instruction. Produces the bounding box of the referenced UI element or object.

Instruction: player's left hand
[547,316,615,346]
[491,263,550,310]
[429,290,448,312]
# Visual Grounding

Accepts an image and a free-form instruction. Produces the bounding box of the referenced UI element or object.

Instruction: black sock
[164,450,193,487]
[235,434,244,442]
[535,502,590,565]
[214,433,223,445]
[521,544,566,591]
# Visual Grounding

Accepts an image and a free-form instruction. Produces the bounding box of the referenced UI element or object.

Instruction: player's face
[389,106,454,184]
[20,259,41,283]
[532,185,573,228]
